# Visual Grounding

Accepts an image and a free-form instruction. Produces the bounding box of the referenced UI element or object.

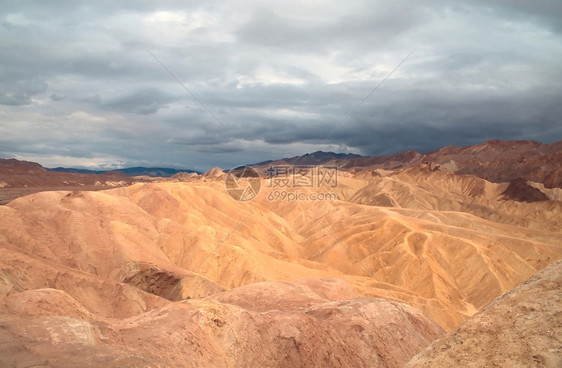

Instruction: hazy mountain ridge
[4,138,561,185]
[251,150,365,167]
[50,166,200,177]
[249,140,562,190]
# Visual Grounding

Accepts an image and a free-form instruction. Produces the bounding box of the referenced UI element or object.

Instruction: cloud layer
[1,1,561,170]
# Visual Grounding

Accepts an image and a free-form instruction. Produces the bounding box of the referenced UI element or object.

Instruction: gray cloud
[0,79,47,105]
[0,1,561,171]
[101,88,175,115]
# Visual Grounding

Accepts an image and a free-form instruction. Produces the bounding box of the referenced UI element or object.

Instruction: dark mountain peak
[251,151,364,167]
[0,158,46,171]
[305,151,363,158]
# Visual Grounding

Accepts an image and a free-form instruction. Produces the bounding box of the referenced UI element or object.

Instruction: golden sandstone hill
[406,259,562,368]
[0,140,561,367]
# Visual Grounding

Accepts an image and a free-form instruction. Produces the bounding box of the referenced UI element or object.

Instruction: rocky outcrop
[0,278,443,368]
[406,260,562,368]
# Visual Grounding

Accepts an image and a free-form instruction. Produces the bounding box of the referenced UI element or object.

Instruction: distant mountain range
[49,166,200,177]
[251,151,364,167]
[2,139,561,189]
[246,140,562,189]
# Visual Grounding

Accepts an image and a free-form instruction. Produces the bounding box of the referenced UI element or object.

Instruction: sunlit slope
[1,171,561,330]
[347,166,561,230]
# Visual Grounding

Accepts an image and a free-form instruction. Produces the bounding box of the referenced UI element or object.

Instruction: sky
[1,1,561,171]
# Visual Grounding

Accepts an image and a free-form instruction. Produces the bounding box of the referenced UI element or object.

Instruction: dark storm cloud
[470,0,562,33]
[101,88,175,115]
[236,2,421,53]
[0,1,561,170]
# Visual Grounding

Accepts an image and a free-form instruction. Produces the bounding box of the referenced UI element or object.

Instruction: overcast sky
[1,1,561,171]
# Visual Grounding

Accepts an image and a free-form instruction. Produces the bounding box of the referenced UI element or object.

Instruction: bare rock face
[337,139,562,189]
[501,178,549,202]
[171,171,199,181]
[118,262,224,300]
[406,260,562,368]
[203,167,225,178]
[204,279,444,368]
[0,278,443,368]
